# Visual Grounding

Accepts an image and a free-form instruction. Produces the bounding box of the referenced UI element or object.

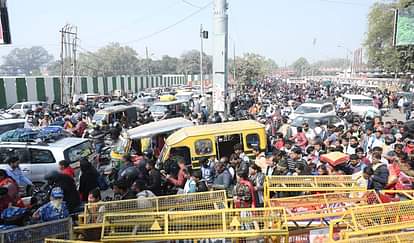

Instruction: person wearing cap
[33,187,69,222]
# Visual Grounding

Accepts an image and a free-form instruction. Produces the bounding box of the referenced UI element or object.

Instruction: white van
[341,94,380,117]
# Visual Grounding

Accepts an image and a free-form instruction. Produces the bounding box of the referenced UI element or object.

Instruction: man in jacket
[368,152,389,191]
[145,160,161,196]
[211,161,233,192]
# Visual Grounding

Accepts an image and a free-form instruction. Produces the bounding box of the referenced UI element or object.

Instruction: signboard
[395,5,414,46]
[309,228,329,243]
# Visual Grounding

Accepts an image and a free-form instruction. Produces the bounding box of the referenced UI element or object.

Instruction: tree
[76,43,140,76]
[0,46,53,75]
[364,0,414,72]
[232,53,278,85]
[176,50,212,75]
[291,57,310,76]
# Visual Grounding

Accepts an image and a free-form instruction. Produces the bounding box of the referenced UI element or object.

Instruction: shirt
[4,165,32,186]
[37,201,69,222]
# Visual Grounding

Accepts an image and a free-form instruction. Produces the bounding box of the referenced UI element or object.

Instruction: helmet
[119,166,139,183]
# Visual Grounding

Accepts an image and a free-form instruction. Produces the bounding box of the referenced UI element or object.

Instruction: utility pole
[212,0,228,117]
[200,25,204,95]
[59,24,77,104]
[200,25,208,95]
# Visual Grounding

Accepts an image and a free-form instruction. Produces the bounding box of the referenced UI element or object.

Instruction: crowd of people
[1,79,414,228]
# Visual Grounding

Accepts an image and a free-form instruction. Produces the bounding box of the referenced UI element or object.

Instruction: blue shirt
[4,165,32,186]
[38,201,69,222]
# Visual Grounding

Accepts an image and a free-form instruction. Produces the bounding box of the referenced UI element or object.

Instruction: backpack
[234,182,252,203]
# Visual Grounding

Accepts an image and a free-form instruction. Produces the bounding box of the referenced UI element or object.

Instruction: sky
[2,0,380,65]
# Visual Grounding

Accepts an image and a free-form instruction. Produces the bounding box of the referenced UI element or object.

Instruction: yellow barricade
[329,199,414,241]
[100,207,288,242]
[264,176,366,201]
[80,190,227,226]
[269,191,380,227]
[334,231,414,243]
[45,240,99,243]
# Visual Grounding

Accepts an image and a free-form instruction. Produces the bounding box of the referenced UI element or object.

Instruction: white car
[0,137,95,185]
[7,101,48,118]
[289,101,335,120]
[289,114,347,136]
[341,94,380,117]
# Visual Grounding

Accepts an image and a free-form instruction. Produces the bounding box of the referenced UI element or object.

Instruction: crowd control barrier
[100,207,288,242]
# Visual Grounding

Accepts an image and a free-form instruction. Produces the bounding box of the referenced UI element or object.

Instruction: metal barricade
[45,240,99,243]
[329,199,414,241]
[80,190,228,226]
[101,207,288,242]
[334,231,414,243]
[264,176,366,202]
[0,218,72,243]
[269,191,380,227]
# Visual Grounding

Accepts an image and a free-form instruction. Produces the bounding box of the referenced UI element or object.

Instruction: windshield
[291,116,316,128]
[113,136,129,154]
[352,99,373,106]
[92,113,106,123]
[295,105,320,114]
[149,105,168,113]
[65,141,94,163]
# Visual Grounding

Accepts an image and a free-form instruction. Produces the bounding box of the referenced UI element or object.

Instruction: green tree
[176,50,212,75]
[232,53,278,85]
[365,0,414,72]
[291,57,310,76]
[0,46,53,75]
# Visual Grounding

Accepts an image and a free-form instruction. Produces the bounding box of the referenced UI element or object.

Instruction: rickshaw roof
[152,100,188,106]
[126,118,194,139]
[96,105,135,113]
[166,120,265,145]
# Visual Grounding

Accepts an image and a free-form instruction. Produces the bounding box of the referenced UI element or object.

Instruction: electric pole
[59,24,77,104]
[200,25,208,95]
[146,46,150,80]
[212,0,228,117]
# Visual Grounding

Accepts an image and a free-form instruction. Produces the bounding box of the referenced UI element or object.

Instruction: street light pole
[200,24,204,95]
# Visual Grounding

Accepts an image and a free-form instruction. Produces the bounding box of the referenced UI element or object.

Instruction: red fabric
[167,169,187,188]
[0,194,13,212]
[234,178,257,208]
[274,140,285,150]
[0,178,19,202]
[61,167,75,178]
[291,132,308,149]
[404,144,414,155]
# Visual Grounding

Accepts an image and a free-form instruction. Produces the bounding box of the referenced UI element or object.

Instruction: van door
[215,134,242,160]
[29,148,57,184]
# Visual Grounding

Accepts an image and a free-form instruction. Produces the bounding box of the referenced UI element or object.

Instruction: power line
[121,1,213,45]
[182,0,203,9]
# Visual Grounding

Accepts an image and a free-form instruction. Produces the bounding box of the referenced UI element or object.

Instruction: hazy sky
[2,0,379,65]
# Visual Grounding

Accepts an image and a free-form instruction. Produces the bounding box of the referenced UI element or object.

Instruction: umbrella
[320,152,349,166]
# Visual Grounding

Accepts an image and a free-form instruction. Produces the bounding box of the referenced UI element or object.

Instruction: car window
[64,141,94,163]
[0,147,29,164]
[330,116,340,124]
[23,104,31,109]
[321,105,333,113]
[194,139,212,155]
[0,123,24,135]
[11,104,22,109]
[30,149,55,164]
[246,134,260,148]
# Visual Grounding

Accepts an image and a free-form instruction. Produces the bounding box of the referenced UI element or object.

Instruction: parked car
[289,101,335,119]
[289,113,347,136]
[0,136,95,186]
[0,119,25,135]
[341,94,380,117]
[7,101,48,118]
